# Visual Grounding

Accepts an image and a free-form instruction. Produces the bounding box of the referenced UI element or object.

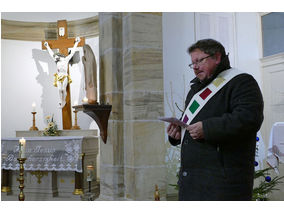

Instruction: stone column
[99,12,165,200]
[122,12,166,200]
[99,13,125,200]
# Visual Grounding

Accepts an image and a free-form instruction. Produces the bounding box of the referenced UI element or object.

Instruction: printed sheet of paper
[158,117,188,128]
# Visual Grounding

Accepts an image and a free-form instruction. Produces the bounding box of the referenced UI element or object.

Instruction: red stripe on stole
[199,88,212,100]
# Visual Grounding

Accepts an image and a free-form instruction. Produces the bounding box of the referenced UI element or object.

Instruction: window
[195,12,235,66]
[262,12,284,57]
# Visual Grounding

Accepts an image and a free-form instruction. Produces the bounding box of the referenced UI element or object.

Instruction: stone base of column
[98,165,125,200]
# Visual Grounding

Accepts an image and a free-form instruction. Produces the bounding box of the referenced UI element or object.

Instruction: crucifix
[42,20,85,129]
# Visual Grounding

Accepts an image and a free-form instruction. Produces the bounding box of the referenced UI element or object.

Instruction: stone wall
[99,12,166,200]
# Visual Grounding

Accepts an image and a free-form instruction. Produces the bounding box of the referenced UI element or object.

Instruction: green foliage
[253,167,284,201]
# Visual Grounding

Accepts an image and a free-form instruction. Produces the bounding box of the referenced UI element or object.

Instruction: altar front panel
[2,136,84,172]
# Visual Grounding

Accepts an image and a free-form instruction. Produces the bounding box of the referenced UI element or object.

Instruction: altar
[1,130,100,201]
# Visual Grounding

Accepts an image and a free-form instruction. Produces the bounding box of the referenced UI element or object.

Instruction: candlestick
[154,184,160,201]
[17,158,27,201]
[71,109,80,130]
[19,138,26,158]
[29,112,39,131]
[32,102,36,112]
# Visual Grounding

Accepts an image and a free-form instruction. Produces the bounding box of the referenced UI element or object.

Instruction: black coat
[169,69,264,201]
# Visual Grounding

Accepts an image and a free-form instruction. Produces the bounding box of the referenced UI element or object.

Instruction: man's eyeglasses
[188,55,213,69]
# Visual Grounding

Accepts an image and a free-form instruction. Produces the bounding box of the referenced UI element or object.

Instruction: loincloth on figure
[53,73,72,87]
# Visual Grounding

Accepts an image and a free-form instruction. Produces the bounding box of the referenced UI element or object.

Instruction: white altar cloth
[266,122,284,174]
[1,136,84,172]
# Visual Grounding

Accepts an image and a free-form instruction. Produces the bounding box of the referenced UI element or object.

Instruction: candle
[74,100,78,106]
[19,137,26,158]
[32,102,36,112]
[83,97,88,104]
[86,165,94,182]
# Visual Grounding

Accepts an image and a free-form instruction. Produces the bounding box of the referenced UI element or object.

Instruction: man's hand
[186,121,204,140]
[167,123,181,140]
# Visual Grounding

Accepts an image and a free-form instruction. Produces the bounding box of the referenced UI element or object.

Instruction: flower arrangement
[43,115,59,136]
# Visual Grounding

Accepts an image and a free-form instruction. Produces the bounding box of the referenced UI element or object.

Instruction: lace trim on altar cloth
[1,136,84,172]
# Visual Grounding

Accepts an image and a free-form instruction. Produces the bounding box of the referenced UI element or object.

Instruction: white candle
[74,100,78,106]
[83,97,88,104]
[32,102,36,112]
[19,137,26,158]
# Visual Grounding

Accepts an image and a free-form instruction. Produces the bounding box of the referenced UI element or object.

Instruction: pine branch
[254,168,272,179]
[253,170,284,200]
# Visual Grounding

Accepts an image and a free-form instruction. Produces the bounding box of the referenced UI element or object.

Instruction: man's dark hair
[188,38,231,70]
[188,38,226,58]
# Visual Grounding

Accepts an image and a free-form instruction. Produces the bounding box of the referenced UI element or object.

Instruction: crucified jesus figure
[44,37,80,108]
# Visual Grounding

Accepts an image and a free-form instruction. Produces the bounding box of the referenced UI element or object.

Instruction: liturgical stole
[180,68,243,143]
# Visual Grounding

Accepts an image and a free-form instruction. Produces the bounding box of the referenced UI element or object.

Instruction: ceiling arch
[1,12,99,41]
